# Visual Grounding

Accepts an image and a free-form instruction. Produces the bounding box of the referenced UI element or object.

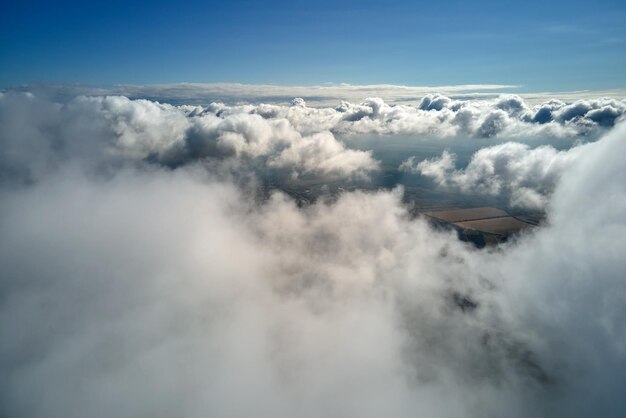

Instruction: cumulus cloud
[180,94,626,139]
[0,92,378,182]
[530,97,626,127]
[4,92,625,178]
[402,142,588,209]
[267,131,378,178]
[1,91,626,417]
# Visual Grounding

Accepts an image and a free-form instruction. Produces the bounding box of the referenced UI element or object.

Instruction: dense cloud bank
[401,142,587,209]
[2,91,624,183]
[0,92,377,182]
[1,91,626,417]
[193,94,626,138]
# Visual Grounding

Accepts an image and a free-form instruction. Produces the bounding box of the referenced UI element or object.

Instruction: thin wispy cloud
[8,83,626,106]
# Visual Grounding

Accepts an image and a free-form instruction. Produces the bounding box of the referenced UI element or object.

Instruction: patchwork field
[425,207,510,223]
[424,206,535,245]
[454,217,533,236]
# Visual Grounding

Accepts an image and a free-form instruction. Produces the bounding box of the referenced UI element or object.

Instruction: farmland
[424,207,536,246]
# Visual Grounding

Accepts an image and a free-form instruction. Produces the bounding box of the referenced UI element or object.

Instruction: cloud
[402,141,588,209]
[183,94,626,139]
[418,94,453,111]
[9,83,626,107]
[1,84,626,418]
[3,91,625,183]
[267,131,378,178]
[6,83,520,107]
[0,92,378,182]
[1,122,626,417]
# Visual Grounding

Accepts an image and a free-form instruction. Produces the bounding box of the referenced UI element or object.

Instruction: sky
[1,0,625,91]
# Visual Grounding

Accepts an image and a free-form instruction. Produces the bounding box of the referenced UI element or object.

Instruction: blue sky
[1,0,625,91]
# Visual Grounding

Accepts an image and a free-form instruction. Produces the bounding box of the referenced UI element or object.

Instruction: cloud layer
[3,91,625,184]
[8,82,520,106]
[10,83,626,107]
[401,142,587,209]
[265,94,626,138]
[1,91,626,417]
[168,94,625,140]
[400,96,626,209]
[0,92,378,182]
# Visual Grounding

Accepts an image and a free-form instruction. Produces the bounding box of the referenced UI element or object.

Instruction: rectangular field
[425,207,509,223]
[454,217,533,236]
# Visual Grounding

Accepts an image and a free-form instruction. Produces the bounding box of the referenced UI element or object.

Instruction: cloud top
[1,90,626,417]
[192,94,626,139]
[401,142,586,209]
[2,124,626,417]
[0,93,378,182]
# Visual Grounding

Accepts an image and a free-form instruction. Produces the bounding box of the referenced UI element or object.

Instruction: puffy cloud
[400,151,456,183]
[190,94,625,139]
[495,94,529,115]
[402,141,588,209]
[2,88,626,417]
[418,94,453,111]
[531,99,565,124]
[71,95,191,159]
[0,122,625,417]
[475,109,510,138]
[0,93,377,182]
[4,92,625,182]
[268,131,378,178]
[179,113,296,159]
[511,98,626,134]
[546,98,626,127]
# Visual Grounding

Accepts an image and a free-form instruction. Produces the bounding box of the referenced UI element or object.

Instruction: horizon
[4,81,625,108]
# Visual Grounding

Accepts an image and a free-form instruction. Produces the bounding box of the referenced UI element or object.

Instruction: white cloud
[10,82,519,106]
[12,83,626,107]
[402,141,588,209]
[0,93,378,182]
[268,131,378,178]
[3,92,625,184]
[1,89,626,417]
[196,94,626,139]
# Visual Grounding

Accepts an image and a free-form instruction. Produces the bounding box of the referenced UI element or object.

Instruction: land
[423,207,537,247]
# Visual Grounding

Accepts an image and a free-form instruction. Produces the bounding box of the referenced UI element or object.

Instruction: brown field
[425,207,509,223]
[454,217,533,236]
